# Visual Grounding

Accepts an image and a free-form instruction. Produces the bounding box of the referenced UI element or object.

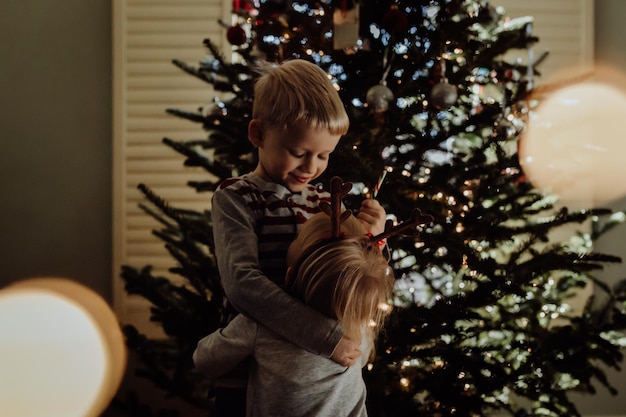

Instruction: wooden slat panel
[496,0,594,84]
[113,0,227,333]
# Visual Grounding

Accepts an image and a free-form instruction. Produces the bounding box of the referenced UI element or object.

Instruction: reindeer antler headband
[319,176,353,239]
[319,176,434,244]
[287,176,434,288]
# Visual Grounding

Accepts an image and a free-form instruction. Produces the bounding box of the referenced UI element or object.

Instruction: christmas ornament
[430,78,458,110]
[232,0,256,16]
[478,2,499,24]
[503,68,521,82]
[493,117,516,139]
[430,56,458,110]
[382,4,408,34]
[373,168,390,198]
[226,24,247,45]
[519,75,626,206]
[366,83,394,113]
[333,0,360,49]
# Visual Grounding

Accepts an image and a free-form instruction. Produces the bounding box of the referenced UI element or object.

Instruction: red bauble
[382,5,408,34]
[226,24,247,46]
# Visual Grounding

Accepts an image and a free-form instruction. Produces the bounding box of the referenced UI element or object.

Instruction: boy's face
[250,121,341,193]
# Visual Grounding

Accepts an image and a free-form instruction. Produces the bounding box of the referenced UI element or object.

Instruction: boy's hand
[357,198,386,236]
[331,336,362,366]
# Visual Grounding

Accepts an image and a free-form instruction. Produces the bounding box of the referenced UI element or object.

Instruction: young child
[210,59,387,413]
[195,211,395,416]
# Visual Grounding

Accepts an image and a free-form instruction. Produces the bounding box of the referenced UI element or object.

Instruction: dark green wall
[0,0,112,300]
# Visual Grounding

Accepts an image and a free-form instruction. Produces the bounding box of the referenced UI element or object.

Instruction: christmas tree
[119,1,626,416]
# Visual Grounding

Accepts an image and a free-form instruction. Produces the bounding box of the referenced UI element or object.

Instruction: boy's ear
[248,119,263,147]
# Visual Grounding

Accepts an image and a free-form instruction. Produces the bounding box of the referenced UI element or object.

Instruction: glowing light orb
[0,278,126,417]
[519,71,626,207]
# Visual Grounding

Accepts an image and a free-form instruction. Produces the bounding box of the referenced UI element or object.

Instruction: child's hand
[357,198,386,236]
[331,335,362,366]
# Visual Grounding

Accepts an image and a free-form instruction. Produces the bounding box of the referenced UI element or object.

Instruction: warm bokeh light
[0,278,126,417]
[519,67,626,207]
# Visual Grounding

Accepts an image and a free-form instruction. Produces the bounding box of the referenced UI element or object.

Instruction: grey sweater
[212,173,343,357]
[194,314,370,417]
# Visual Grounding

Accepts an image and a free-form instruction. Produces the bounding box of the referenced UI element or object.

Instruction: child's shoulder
[215,175,277,203]
[217,176,256,191]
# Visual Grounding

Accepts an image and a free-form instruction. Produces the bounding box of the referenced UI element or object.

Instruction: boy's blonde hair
[286,213,394,352]
[252,59,350,135]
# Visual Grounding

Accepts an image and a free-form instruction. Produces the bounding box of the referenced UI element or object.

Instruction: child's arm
[331,336,362,366]
[193,315,255,379]
[357,198,387,236]
[212,189,346,359]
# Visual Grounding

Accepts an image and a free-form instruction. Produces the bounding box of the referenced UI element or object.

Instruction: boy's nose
[302,157,316,173]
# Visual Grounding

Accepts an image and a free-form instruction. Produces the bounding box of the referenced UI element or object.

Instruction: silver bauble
[494,118,516,138]
[430,79,458,110]
[366,84,394,113]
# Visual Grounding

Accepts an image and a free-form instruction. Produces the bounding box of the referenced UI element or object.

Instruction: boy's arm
[212,189,343,358]
[193,315,255,379]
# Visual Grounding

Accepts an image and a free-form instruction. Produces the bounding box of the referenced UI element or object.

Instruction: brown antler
[319,176,353,239]
[370,208,433,243]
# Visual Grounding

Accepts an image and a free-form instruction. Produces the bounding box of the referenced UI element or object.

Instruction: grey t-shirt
[194,314,370,417]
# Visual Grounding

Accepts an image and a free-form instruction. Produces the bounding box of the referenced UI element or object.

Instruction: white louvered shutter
[496,0,594,86]
[113,0,231,337]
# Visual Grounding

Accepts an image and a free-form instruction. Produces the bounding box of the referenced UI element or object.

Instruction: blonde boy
[209,59,386,414]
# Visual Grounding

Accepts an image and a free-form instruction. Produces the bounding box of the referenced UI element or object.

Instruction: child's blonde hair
[286,213,394,353]
[252,59,350,135]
